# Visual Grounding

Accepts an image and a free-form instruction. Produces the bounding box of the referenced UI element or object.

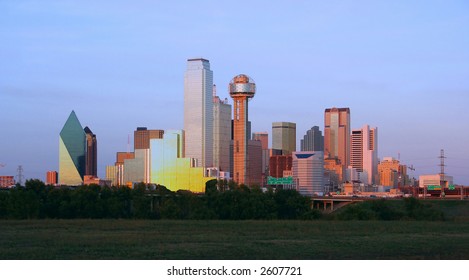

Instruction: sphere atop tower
[229,74,256,99]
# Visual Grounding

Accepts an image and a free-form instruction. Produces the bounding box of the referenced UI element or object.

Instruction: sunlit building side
[324,107,350,170]
[292,151,325,196]
[59,111,86,185]
[184,58,213,168]
[150,130,215,192]
[272,122,296,155]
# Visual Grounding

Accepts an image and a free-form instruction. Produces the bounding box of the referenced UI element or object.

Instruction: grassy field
[1,219,468,259]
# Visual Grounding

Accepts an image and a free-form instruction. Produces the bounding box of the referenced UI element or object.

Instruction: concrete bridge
[311,197,364,214]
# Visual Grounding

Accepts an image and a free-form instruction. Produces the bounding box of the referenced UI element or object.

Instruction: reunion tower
[229,74,256,185]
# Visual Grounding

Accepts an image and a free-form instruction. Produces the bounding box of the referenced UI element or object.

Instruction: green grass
[1,219,468,259]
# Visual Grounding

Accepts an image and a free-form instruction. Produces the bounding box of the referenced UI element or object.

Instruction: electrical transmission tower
[16,165,24,186]
[439,149,446,198]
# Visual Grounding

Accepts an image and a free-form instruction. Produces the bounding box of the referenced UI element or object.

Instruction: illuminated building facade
[59,111,86,185]
[184,58,213,168]
[350,125,378,185]
[378,157,407,187]
[46,171,58,185]
[134,127,164,149]
[229,74,256,185]
[292,151,324,196]
[105,165,118,186]
[272,122,296,155]
[0,176,15,188]
[150,130,215,192]
[324,107,350,168]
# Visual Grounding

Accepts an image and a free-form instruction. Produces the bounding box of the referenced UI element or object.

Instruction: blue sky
[1,0,469,184]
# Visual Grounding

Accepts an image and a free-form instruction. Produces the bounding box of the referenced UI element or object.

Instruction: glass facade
[184,58,213,168]
[300,126,324,152]
[213,97,232,173]
[59,111,86,185]
[272,122,296,155]
[324,108,350,168]
[150,130,214,193]
[292,151,324,196]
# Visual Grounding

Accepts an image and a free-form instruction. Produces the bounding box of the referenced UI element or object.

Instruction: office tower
[292,151,324,196]
[269,154,292,178]
[230,74,256,185]
[134,127,164,149]
[84,126,97,176]
[123,149,150,184]
[0,176,15,188]
[324,107,350,168]
[114,152,134,186]
[213,89,232,173]
[150,130,215,192]
[350,125,378,185]
[324,157,344,187]
[378,157,408,188]
[252,132,270,182]
[252,132,268,150]
[184,58,213,168]
[59,111,86,185]
[119,127,165,185]
[247,140,263,186]
[46,171,58,185]
[272,122,296,155]
[105,165,118,186]
[300,126,323,152]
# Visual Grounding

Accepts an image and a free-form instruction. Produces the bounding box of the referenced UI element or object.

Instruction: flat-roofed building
[324,107,350,168]
[272,122,296,155]
[292,151,325,196]
[46,171,58,185]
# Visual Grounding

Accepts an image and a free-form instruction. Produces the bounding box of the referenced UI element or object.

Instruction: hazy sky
[1,0,469,184]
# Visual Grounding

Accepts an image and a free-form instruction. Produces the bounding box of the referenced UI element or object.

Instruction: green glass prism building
[59,111,86,185]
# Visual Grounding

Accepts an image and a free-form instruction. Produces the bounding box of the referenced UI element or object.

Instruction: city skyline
[1,1,469,184]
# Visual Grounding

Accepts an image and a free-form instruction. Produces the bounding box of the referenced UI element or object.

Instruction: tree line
[0,179,322,220]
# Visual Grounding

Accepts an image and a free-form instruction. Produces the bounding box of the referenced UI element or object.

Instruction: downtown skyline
[1,1,469,184]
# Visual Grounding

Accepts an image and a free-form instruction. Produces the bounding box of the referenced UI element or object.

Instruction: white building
[419,174,454,188]
[350,125,378,185]
[184,58,213,168]
[292,151,324,196]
